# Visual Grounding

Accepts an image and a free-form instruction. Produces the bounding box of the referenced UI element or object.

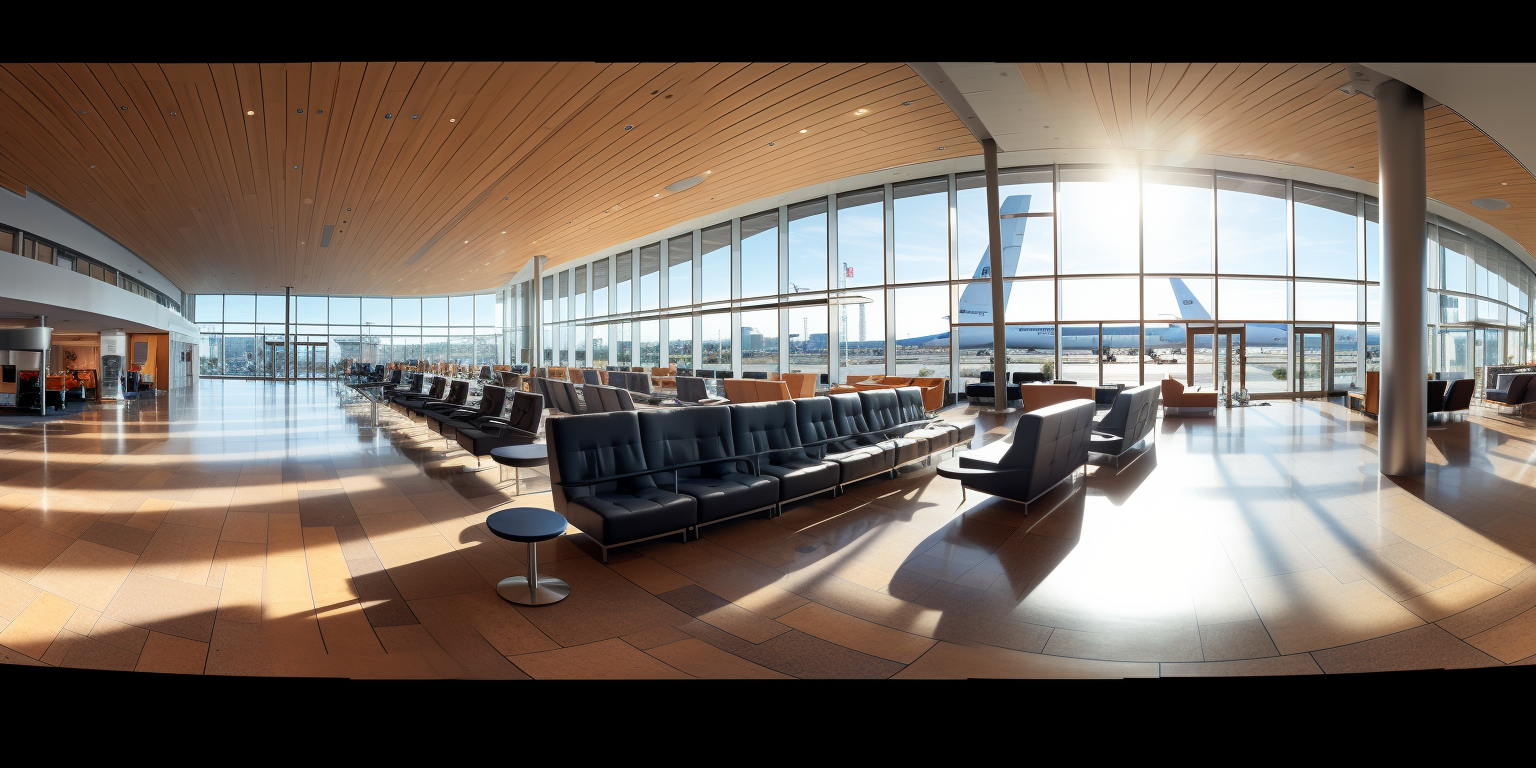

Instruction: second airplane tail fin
[1169,278,1212,320]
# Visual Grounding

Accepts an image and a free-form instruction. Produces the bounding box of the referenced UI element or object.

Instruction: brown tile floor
[4,380,1536,678]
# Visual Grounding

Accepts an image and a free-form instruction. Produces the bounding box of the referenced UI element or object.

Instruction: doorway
[1186,324,1245,399]
[289,341,328,379]
[1293,327,1334,397]
[262,341,288,381]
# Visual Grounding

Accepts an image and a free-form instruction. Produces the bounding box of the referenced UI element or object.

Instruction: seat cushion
[566,490,697,546]
[880,436,925,466]
[676,474,780,523]
[826,446,891,482]
[762,459,839,501]
[1486,389,1511,403]
[907,425,956,450]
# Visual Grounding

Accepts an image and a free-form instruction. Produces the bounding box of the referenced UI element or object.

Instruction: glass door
[1293,329,1332,397]
[1438,327,1470,380]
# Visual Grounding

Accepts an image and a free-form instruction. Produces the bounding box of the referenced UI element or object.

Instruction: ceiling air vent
[320,224,335,247]
[1470,198,1511,211]
[665,175,705,194]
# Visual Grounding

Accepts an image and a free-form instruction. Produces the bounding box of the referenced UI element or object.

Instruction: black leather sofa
[937,399,1096,511]
[1089,382,1159,466]
[546,386,977,561]
[1486,373,1536,413]
[964,371,1021,405]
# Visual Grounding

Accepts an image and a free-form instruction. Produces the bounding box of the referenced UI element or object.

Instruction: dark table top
[486,507,567,543]
[490,444,548,467]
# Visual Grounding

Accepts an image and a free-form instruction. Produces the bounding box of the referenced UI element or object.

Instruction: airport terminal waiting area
[4,366,1536,679]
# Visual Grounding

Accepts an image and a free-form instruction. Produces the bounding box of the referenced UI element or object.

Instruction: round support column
[1376,79,1427,476]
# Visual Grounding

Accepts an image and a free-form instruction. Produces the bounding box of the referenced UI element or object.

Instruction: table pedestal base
[496,576,570,605]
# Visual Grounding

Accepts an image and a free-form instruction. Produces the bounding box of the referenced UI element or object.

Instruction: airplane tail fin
[958,195,1032,310]
[1169,278,1211,320]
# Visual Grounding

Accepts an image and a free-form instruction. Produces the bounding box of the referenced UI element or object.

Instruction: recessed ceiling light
[1502,182,1509,186]
[501,230,506,234]
[799,129,808,133]
[1471,198,1511,210]
[89,164,96,169]
[768,142,775,147]
[464,240,469,244]
[902,101,911,106]
[624,125,633,131]
[653,193,660,197]
[385,114,393,119]
[855,109,868,115]
[412,115,418,119]
[246,110,255,115]
[297,109,303,114]
[169,111,177,116]
[704,170,712,175]
[449,118,456,122]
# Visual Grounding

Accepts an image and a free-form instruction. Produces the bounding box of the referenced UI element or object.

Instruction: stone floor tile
[1160,654,1323,677]
[1313,624,1501,673]
[135,631,210,674]
[510,637,692,679]
[777,602,936,663]
[645,638,791,679]
[894,641,1158,679]
[1244,568,1425,655]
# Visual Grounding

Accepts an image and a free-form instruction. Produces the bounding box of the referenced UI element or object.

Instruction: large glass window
[614,253,632,314]
[196,295,223,322]
[637,320,659,367]
[741,211,779,299]
[1143,169,1213,273]
[1217,174,1287,275]
[701,224,731,303]
[893,178,949,283]
[740,309,778,375]
[837,188,884,289]
[894,285,949,378]
[701,313,731,371]
[1059,278,1138,321]
[957,167,1053,279]
[788,200,828,293]
[788,306,828,378]
[667,235,692,307]
[1218,279,1289,321]
[839,293,884,381]
[331,296,361,326]
[1060,167,1138,274]
[592,258,610,316]
[1294,183,1357,279]
[639,243,661,311]
[668,319,692,370]
[225,294,256,323]
[1295,281,1357,322]
[393,297,420,326]
[1365,198,1380,282]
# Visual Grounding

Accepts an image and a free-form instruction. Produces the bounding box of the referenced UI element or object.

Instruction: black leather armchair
[413,379,469,418]
[670,376,726,406]
[395,376,447,412]
[729,401,839,505]
[1428,380,1449,413]
[547,411,697,563]
[1437,379,1473,420]
[638,408,779,527]
[938,399,1095,510]
[453,389,543,459]
[389,373,426,403]
[1089,382,1159,465]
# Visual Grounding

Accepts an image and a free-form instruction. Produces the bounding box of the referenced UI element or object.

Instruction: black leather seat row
[546,387,977,561]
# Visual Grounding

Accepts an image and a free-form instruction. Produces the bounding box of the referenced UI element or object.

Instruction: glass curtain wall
[535,163,1534,395]
[194,291,511,377]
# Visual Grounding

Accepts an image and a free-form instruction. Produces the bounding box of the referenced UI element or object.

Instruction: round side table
[490,444,548,493]
[486,507,570,606]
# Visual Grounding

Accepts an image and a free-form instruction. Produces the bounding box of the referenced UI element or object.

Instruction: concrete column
[983,139,1012,413]
[1376,79,1427,476]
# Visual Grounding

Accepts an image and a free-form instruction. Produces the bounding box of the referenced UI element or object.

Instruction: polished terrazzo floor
[3,379,1536,679]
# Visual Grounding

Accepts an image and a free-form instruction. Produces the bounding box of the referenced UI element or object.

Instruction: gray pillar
[983,139,1012,412]
[1376,79,1427,476]
[284,286,292,382]
[531,256,545,368]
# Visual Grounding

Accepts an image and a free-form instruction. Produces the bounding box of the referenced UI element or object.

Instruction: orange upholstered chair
[908,378,946,411]
[1161,375,1218,414]
[782,372,817,399]
[753,380,792,402]
[1019,384,1094,412]
[650,367,676,387]
[722,379,757,403]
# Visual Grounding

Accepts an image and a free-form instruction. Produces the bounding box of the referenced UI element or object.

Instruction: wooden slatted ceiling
[0,62,976,295]
[1015,62,1536,255]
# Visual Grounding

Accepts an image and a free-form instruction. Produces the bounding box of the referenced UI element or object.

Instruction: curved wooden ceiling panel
[1009,63,1535,254]
[0,62,977,295]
